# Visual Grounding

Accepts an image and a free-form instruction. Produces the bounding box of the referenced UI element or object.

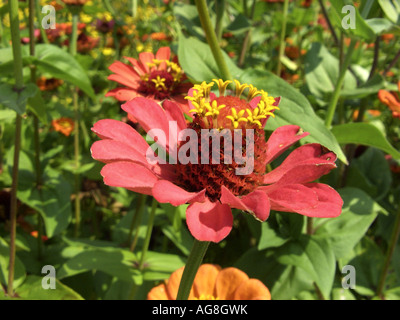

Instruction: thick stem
[176,239,210,300]
[276,0,289,76]
[324,39,357,128]
[7,0,25,297]
[215,0,225,42]
[195,0,233,81]
[138,198,158,270]
[376,207,400,299]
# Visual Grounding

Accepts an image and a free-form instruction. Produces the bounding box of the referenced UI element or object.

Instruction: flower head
[378,81,400,119]
[92,80,343,243]
[52,117,74,136]
[147,264,271,300]
[105,47,192,115]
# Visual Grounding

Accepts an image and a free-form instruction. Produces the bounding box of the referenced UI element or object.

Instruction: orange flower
[52,117,75,136]
[61,0,89,6]
[378,81,400,119]
[147,264,271,300]
[30,231,49,242]
[36,77,64,91]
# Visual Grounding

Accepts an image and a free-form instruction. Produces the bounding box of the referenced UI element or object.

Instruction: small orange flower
[36,77,64,91]
[378,81,400,119]
[61,0,89,6]
[30,231,49,242]
[52,117,75,137]
[147,264,271,300]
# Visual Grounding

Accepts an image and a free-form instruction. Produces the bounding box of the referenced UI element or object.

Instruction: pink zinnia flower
[91,80,343,243]
[105,47,192,116]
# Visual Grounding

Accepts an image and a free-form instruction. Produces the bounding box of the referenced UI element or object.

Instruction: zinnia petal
[233,279,271,300]
[294,183,343,218]
[152,180,206,206]
[220,186,270,222]
[215,267,249,300]
[264,125,309,164]
[186,200,233,243]
[263,143,337,185]
[91,119,149,154]
[100,161,158,195]
[192,264,221,298]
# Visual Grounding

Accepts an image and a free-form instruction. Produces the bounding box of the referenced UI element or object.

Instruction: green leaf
[378,0,400,23]
[304,42,356,104]
[15,165,72,238]
[341,74,386,99]
[239,68,347,163]
[30,44,95,99]
[57,248,142,284]
[177,34,243,83]
[331,122,400,159]
[142,251,185,281]
[4,275,84,300]
[276,235,336,299]
[314,187,383,259]
[0,237,26,289]
[0,83,38,115]
[366,18,400,35]
[339,237,384,297]
[348,148,392,200]
[329,0,376,41]
[27,85,48,124]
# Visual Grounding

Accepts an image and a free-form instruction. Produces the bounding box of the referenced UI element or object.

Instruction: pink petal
[263,144,337,184]
[262,183,319,212]
[220,186,270,221]
[152,180,206,206]
[155,47,171,61]
[91,119,149,154]
[162,100,187,133]
[186,200,233,243]
[108,61,140,88]
[122,97,170,148]
[91,140,148,166]
[265,125,309,164]
[105,88,142,101]
[138,51,155,73]
[295,183,343,218]
[100,161,158,195]
[124,56,147,76]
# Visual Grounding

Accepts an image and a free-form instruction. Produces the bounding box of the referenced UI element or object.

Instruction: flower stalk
[138,197,158,270]
[324,39,357,128]
[7,0,25,297]
[276,0,289,76]
[376,206,400,299]
[176,239,210,300]
[195,0,233,81]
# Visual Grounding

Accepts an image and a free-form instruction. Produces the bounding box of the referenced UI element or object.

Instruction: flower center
[175,80,275,201]
[139,59,184,100]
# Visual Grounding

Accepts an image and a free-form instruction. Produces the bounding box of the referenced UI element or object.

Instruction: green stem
[69,11,81,237]
[29,0,44,259]
[138,198,158,270]
[131,0,137,18]
[35,0,49,44]
[176,240,210,300]
[7,0,25,297]
[276,0,289,76]
[238,0,256,68]
[324,39,357,128]
[376,206,400,299]
[215,0,225,43]
[128,194,146,251]
[195,0,232,81]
